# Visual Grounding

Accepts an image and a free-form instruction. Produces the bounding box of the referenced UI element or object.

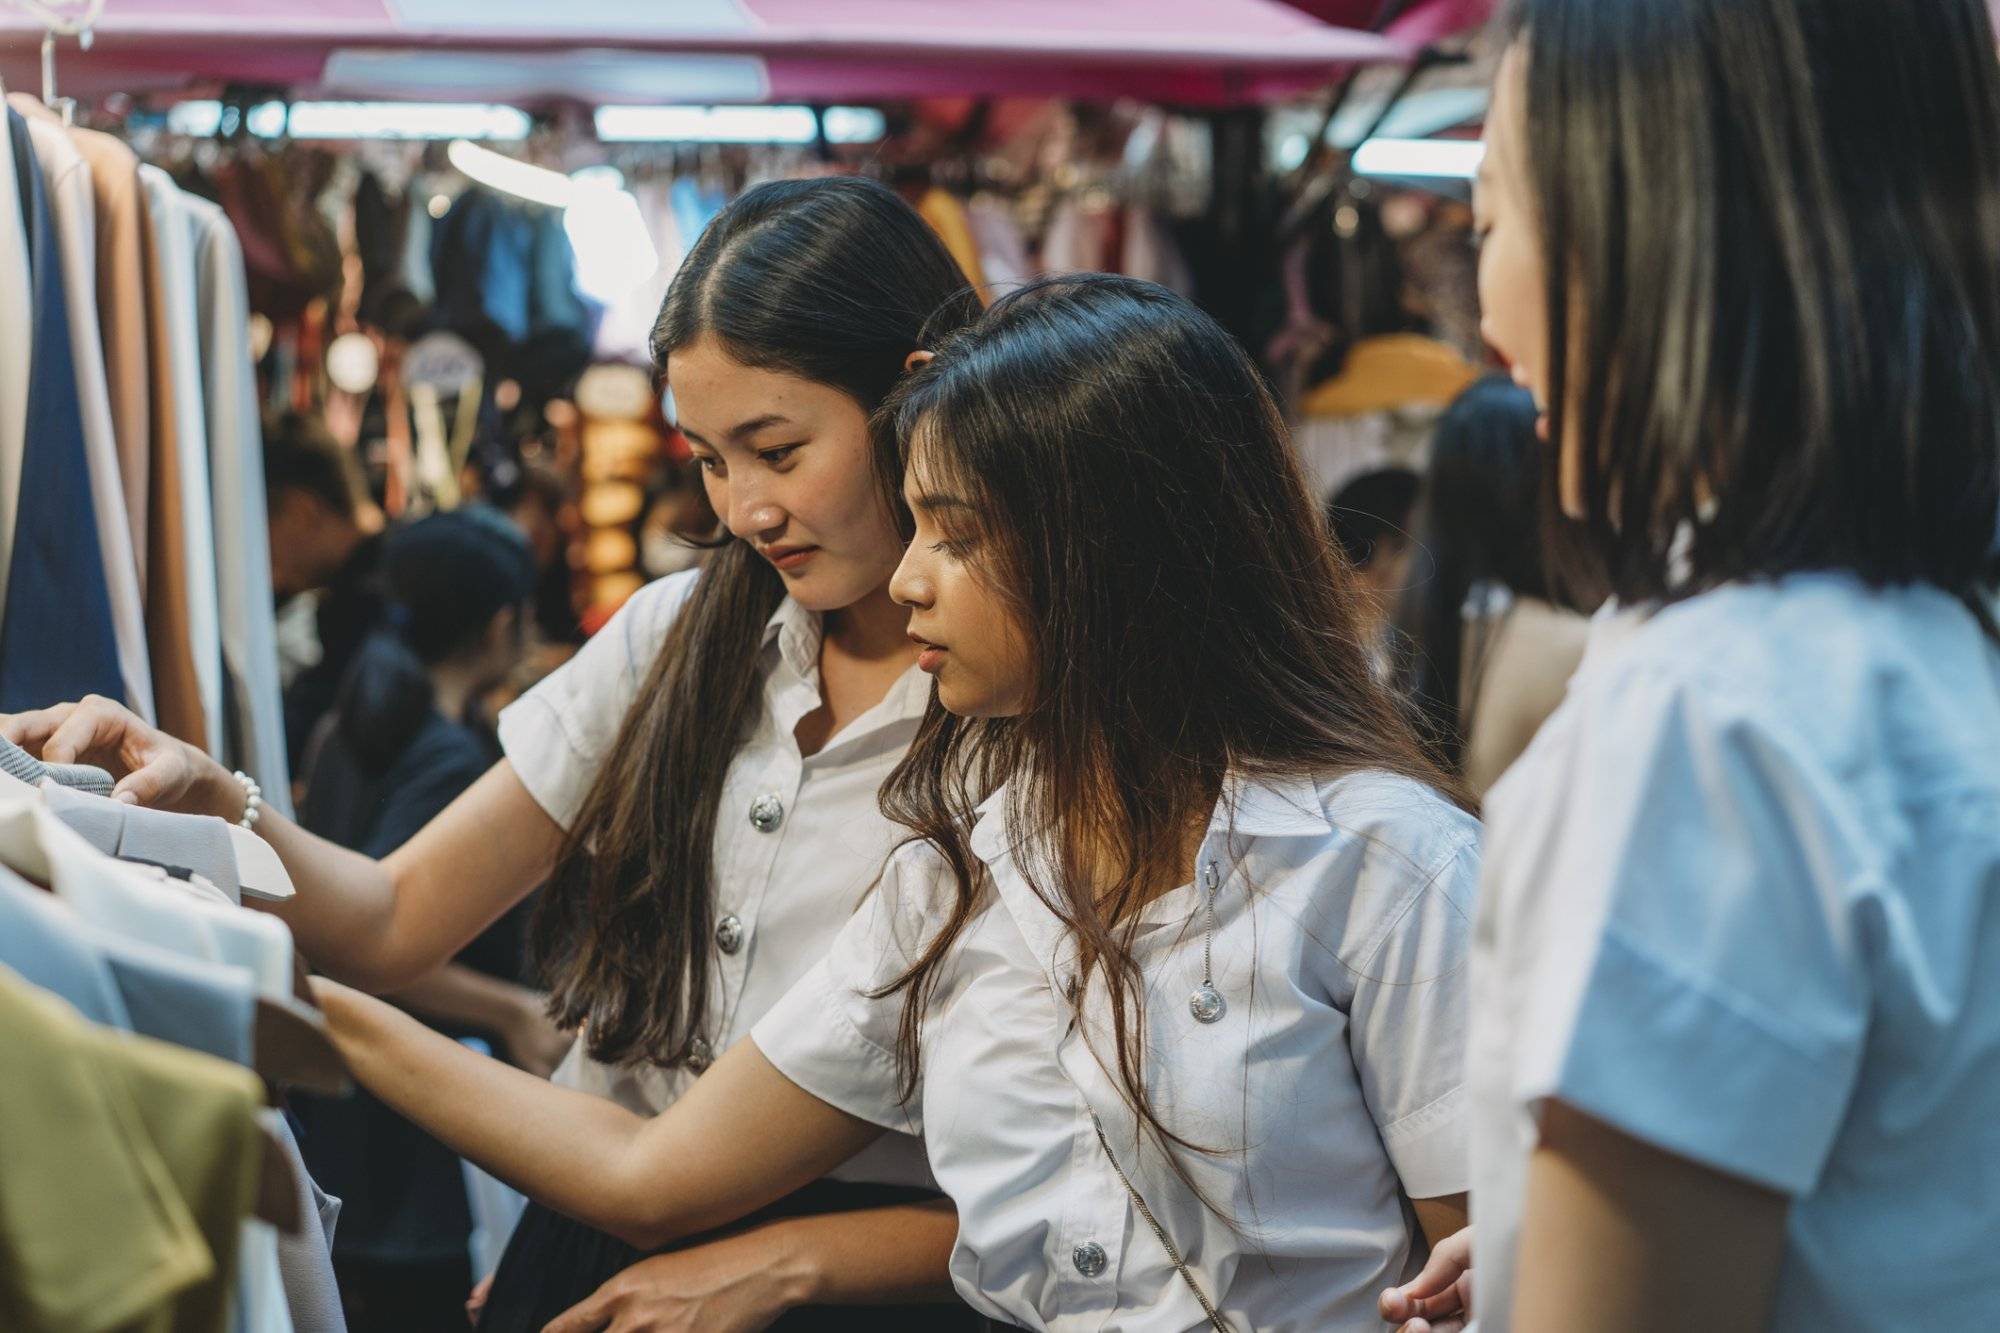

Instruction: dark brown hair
[1508,0,2000,608]
[872,274,1471,1174]
[531,177,980,1069]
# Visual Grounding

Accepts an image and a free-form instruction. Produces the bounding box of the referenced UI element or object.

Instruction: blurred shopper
[1396,375,1586,798]
[265,412,388,771]
[1326,465,1420,675]
[292,508,566,1331]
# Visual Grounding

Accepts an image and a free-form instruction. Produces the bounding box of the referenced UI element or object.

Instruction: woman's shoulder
[1316,769,1480,871]
[1237,768,1478,893]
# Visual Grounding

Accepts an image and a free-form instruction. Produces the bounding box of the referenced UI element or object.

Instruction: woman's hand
[542,1224,815,1333]
[1380,1224,1473,1333]
[0,695,240,815]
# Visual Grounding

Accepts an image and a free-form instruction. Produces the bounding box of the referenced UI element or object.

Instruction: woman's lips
[910,633,948,674]
[763,545,818,571]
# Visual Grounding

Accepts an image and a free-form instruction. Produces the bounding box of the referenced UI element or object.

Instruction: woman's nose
[889,546,932,608]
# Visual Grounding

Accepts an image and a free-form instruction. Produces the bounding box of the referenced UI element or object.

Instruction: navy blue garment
[0,109,124,712]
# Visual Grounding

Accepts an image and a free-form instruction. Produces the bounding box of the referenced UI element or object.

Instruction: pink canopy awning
[0,0,1420,106]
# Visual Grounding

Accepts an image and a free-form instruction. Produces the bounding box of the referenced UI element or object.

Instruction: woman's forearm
[257,763,561,990]
[318,977,670,1238]
[317,981,889,1250]
[775,1200,962,1306]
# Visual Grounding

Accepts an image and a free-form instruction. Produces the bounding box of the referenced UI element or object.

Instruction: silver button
[716,914,744,955]
[687,1036,714,1071]
[1071,1241,1108,1277]
[749,793,785,833]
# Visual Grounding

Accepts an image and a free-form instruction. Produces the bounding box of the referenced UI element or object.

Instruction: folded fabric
[41,780,241,903]
[0,733,115,796]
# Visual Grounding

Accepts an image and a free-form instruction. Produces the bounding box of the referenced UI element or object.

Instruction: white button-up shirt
[1469,575,2000,1331]
[755,769,1478,1331]
[497,570,936,1188]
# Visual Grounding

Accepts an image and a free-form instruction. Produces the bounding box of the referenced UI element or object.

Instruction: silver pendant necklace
[1188,860,1225,1024]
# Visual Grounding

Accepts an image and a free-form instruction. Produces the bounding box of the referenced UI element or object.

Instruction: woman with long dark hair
[1386,1,2000,1329]
[1,177,986,1331]
[1394,375,1585,797]
[305,275,1481,1331]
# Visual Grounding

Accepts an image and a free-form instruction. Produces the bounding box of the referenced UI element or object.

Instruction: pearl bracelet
[232,770,263,830]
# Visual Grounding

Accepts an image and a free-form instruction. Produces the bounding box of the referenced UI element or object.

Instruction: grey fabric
[269,1112,349,1332]
[41,782,242,903]
[0,869,132,1027]
[99,935,256,1066]
[0,732,115,795]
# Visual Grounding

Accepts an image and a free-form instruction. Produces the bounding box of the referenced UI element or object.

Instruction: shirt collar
[759,595,823,682]
[968,769,1335,869]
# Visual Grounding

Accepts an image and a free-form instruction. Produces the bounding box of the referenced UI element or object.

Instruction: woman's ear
[904,349,936,374]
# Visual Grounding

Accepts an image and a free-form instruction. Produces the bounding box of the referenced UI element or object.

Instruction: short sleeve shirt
[1469,575,2000,1330]
[756,769,1479,1329]
[497,571,936,1188]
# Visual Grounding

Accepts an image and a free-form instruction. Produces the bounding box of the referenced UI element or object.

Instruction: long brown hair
[532,178,980,1070]
[873,275,1471,1171]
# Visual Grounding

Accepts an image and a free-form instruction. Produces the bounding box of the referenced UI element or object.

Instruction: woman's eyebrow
[913,493,975,514]
[680,414,797,449]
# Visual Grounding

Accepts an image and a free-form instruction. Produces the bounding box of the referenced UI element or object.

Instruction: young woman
[309,274,1482,1332]
[0,177,987,1331]
[1394,375,1585,798]
[1385,2,2000,1330]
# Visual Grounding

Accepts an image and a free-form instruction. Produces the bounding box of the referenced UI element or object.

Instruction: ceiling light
[1349,138,1485,181]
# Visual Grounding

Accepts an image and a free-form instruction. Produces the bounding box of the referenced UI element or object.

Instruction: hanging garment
[41,781,243,904]
[138,173,210,751]
[966,194,1032,298]
[140,166,226,758]
[668,175,725,248]
[592,175,682,363]
[0,109,126,714]
[0,867,136,1029]
[0,106,30,638]
[187,194,292,809]
[66,126,151,572]
[265,1111,347,1333]
[13,98,153,720]
[915,187,986,302]
[1121,206,1194,297]
[0,965,250,1333]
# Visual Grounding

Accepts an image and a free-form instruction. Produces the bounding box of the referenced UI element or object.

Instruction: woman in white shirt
[1,177,987,1331]
[1383,2,2000,1330]
[312,274,1481,1332]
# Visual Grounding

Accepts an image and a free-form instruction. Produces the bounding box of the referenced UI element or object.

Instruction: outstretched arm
[314,978,886,1249]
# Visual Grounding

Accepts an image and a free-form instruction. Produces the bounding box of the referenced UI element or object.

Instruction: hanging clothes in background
[0,108,126,714]
[593,176,683,363]
[189,194,292,816]
[965,193,1030,297]
[142,165,227,759]
[70,127,153,571]
[11,97,153,721]
[915,185,986,302]
[0,109,28,651]
[0,97,292,803]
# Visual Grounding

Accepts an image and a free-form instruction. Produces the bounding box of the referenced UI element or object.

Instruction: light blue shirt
[1468,574,2000,1330]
